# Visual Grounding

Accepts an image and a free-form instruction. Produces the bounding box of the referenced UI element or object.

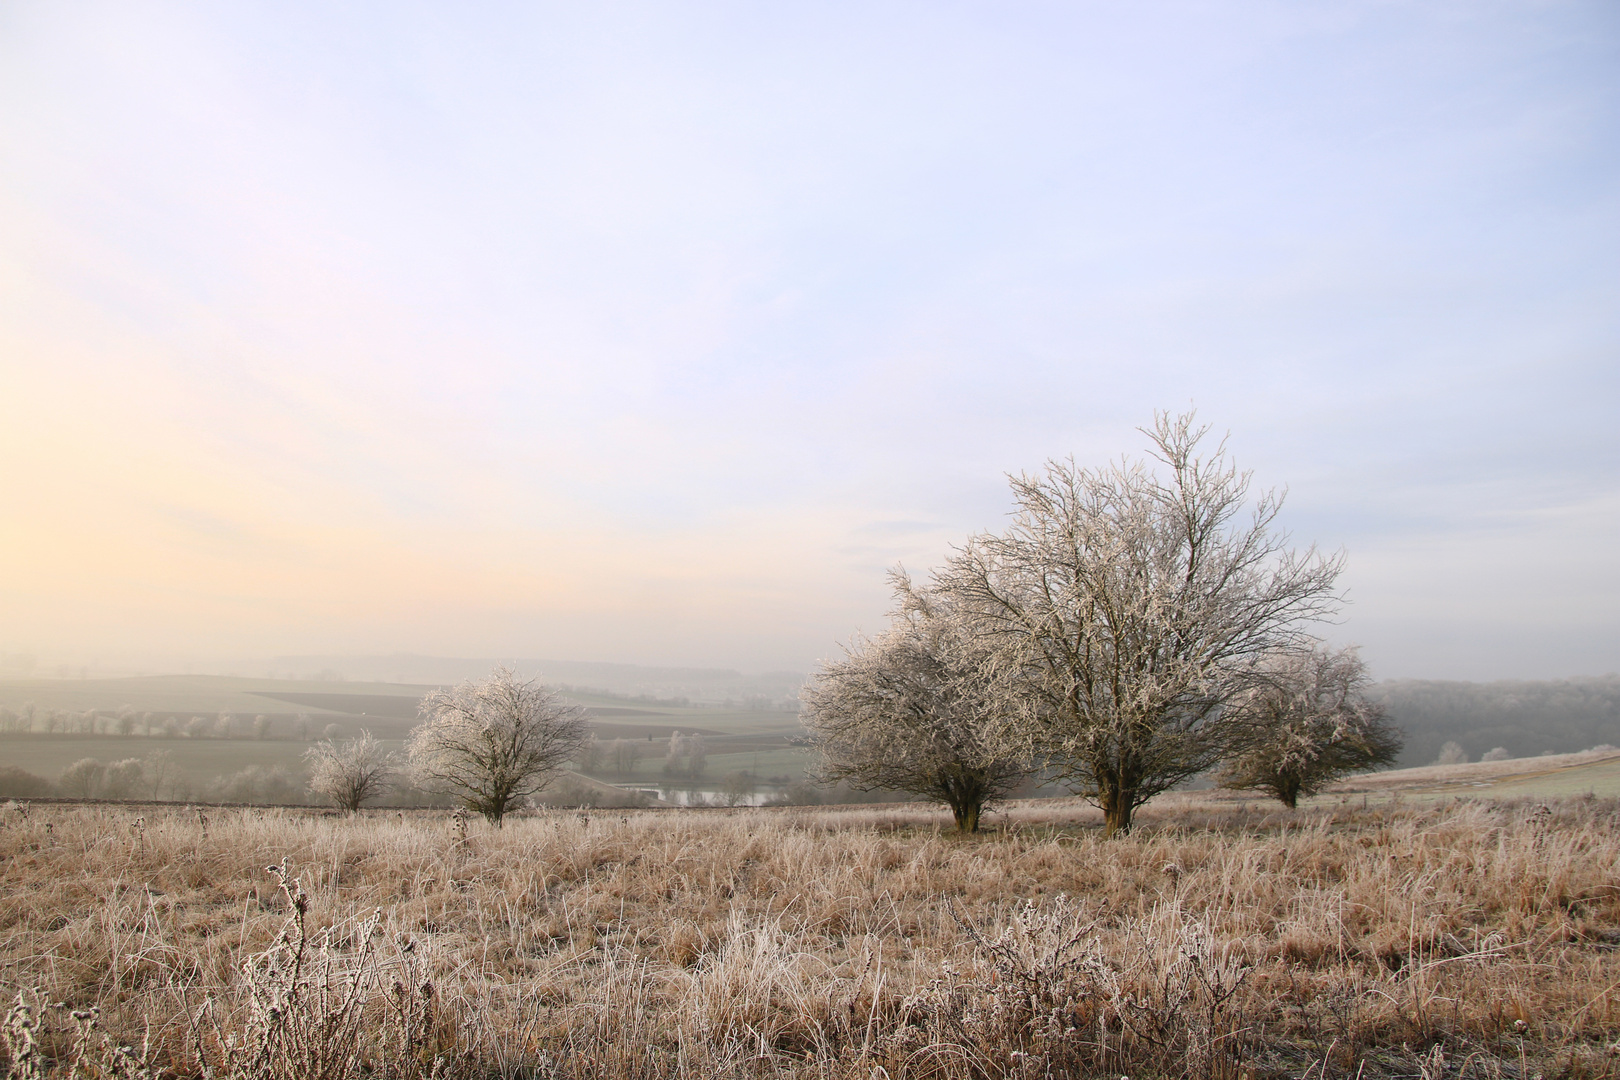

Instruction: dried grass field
[3,797,1619,1079]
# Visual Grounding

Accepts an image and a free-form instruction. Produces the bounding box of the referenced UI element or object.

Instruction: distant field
[0,674,803,733]
[0,674,419,717]
[1315,747,1620,802]
[0,674,811,796]
[0,734,332,778]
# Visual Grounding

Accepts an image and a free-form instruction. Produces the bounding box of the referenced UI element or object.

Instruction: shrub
[0,766,53,798]
[58,758,105,799]
[1436,740,1468,764]
[305,731,395,813]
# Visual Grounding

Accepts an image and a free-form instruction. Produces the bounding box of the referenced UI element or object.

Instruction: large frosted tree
[801,573,1032,832]
[935,411,1343,833]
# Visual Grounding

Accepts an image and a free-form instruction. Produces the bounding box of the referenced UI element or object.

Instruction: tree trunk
[1279,783,1299,810]
[951,799,982,833]
[1101,787,1134,835]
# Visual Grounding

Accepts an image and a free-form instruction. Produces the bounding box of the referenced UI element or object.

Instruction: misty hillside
[270,654,805,709]
[1368,674,1620,766]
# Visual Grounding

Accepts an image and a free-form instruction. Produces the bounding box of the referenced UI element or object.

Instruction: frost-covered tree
[578,733,603,773]
[102,758,146,799]
[933,411,1343,833]
[59,757,105,798]
[143,749,179,799]
[801,573,1033,833]
[663,731,707,778]
[1436,741,1467,765]
[1217,646,1402,808]
[305,730,396,813]
[609,738,641,774]
[407,668,587,825]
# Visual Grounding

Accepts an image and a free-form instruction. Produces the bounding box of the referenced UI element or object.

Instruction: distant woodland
[1368,674,1620,765]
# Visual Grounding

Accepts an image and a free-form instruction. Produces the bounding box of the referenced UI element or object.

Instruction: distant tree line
[1367,676,1620,765]
[0,706,334,741]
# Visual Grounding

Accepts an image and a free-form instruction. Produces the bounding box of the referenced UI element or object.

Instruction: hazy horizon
[3,3,1616,682]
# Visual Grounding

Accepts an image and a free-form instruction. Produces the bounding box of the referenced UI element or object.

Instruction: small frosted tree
[407,668,588,826]
[59,758,105,799]
[103,758,145,799]
[579,733,603,773]
[610,738,641,774]
[1436,741,1467,765]
[664,731,688,775]
[1218,646,1402,808]
[801,573,1033,833]
[305,730,396,813]
[720,771,756,806]
[143,749,179,799]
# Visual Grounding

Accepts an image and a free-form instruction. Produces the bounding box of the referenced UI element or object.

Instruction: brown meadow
[2,796,1618,1079]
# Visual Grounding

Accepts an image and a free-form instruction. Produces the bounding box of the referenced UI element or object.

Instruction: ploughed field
[2,797,1618,1079]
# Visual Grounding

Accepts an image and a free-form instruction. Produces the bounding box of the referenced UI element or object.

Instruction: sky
[0,1,1616,682]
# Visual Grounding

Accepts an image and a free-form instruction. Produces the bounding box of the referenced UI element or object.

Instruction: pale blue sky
[1,1,1616,679]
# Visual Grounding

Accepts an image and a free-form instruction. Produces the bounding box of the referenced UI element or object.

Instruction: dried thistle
[2,991,46,1080]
